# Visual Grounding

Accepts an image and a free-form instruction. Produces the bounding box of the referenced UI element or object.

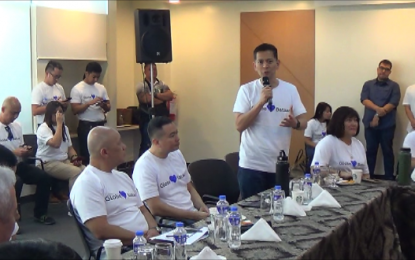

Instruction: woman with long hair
[311,106,369,179]
[36,102,84,191]
[304,102,332,167]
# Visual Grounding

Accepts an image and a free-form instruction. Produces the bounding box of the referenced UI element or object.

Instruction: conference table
[124,180,415,259]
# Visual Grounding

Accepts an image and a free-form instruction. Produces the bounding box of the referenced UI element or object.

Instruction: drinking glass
[213,214,227,243]
[260,192,272,211]
[154,243,173,260]
[327,166,340,188]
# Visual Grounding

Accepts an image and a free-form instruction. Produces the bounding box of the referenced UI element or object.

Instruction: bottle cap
[305,173,311,178]
[230,206,238,212]
[136,230,144,236]
[176,222,184,227]
[219,195,226,200]
[275,185,281,190]
[314,162,319,165]
[277,150,288,161]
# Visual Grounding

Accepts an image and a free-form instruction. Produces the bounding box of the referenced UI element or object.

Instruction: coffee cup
[351,169,363,184]
[103,239,123,260]
[291,190,305,205]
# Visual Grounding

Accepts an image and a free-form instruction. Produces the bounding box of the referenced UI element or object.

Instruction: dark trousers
[139,120,151,156]
[15,162,52,218]
[77,120,105,165]
[305,145,315,173]
[237,167,276,200]
[365,125,396,180]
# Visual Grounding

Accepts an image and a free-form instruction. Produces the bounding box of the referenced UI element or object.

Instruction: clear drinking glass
[214,214,227,243]
[154,243,174,260]
[260,192,272,211]
[327,166,340,188]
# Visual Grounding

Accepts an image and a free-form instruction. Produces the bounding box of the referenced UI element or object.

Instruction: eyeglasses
[378,66,391,72]
[48,72,62,80]
[4,126,13,141]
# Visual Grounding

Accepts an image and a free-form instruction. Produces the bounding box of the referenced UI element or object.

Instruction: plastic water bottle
[173,222,187,260]
[313,162,320,184]
[272,185,284,221]
[227,206,241,249]
[304,174,313,204]
[133,230,147,260]
[216,195,230,215]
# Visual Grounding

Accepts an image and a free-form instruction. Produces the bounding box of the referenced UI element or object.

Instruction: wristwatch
[149,226,161,232]
[375,113,379,117]
[294,119,300,130]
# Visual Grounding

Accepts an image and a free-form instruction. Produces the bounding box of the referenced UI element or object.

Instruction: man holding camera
[136,63,174,156]
[0,97,55,225]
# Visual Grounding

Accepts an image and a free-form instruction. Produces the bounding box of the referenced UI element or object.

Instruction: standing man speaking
[233,43,307,199]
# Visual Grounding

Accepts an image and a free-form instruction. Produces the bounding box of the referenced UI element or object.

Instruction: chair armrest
[202,194,219,204]
[26,157,45,170]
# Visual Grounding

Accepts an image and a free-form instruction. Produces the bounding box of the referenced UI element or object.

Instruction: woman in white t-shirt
[304,102,332,168]
[311,106,370,179]
[36,102,85,191]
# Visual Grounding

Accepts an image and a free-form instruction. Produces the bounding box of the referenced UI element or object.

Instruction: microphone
[262,76,272,105]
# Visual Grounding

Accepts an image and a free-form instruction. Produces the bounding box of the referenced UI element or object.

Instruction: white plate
[336,181,357,186]
[209,207,247,220]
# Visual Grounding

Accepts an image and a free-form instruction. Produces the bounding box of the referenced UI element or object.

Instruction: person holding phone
[32,61,70,127]
[36,101,85,192]
[70,62,111,164]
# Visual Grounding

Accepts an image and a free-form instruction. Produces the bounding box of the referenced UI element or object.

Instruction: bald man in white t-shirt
[133,116,209,223]
[233,43,307,199]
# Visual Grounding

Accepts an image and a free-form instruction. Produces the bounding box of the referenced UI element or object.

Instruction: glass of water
[154,243,173,260]
[260,192,272,211]
[214,214,227,243]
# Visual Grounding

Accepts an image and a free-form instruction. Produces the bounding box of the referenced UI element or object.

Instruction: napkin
[312,183,323,199]
[190,246,225,260]
[241,218,281,242]
[308,190,341,208]
[411,168,415,182]
[283,197,306,217]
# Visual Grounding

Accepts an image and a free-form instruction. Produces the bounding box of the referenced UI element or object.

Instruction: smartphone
[64,97,72,102]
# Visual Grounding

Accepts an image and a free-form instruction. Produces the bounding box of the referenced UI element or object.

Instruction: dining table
[123,180,415,260]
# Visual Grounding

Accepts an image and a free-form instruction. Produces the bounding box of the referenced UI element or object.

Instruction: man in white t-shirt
[136,63,174,156]
[31,61,69,127]
[403,84,415,133]
[70,62,111,164]
[70,126,158,257]
[0,166,17,243]
[233,43,307,199]
[0,97,55,225]
[133,116,209,223]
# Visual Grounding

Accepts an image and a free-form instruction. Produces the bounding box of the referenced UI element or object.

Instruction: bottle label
[173,234,187,244]
[228,215,240,226]
[217,205,229,214]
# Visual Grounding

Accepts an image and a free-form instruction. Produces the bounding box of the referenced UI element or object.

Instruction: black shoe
[34,215,56,225]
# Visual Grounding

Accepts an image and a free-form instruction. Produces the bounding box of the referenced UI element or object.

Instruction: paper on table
[241,218,281,242]
[149,227,209,245]
[312,183,324,199]
[308,190,341,208]
[283,197,306,217]
[189,246,226,260]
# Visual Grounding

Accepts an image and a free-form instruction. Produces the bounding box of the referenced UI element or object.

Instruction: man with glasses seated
[132,116,209,225]
[70,126,159,258]
[360,59,401,180]
[0,97,55,225]
[31,61,69,128]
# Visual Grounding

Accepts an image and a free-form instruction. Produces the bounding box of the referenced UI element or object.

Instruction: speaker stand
[150,64,155,118]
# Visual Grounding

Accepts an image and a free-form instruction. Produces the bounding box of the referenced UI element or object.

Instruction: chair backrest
[224,152,239,177]
[67,200,94,260]
[188,159,240,204]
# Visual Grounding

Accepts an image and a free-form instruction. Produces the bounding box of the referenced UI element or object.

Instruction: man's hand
[410,120,415,130]
[199,205,209,214]
[259,87,272,106]
[145,229,159,239]
[15,147,30,157]
[87,97,103,106]
[280,114,297,128]
[375,107,387,117]
[194,211,210,221]
[370,115,379,128]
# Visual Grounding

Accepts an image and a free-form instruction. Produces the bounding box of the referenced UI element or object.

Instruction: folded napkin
[312,183,323,199]
[241,218,281,242]
[190,246,225,260]
[283,197,306,217]
[411,168,415,182]
[308,190,341,208]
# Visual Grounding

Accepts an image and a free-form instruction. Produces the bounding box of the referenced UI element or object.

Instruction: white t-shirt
[403,131,415,158]
[402,84,415,133]
[304,119,327,144]
[9,222,19,241]
[31,81,66,124]
[0,121,24,161]
[36,122,72,163]
[133,150,194,211]
[70,165,148,233]
[311,135,369,174]
[233,78,307,173]
[70,81,109,122]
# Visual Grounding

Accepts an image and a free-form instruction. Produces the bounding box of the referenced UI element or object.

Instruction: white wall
[32,0,108,14]
[315,3,415,175]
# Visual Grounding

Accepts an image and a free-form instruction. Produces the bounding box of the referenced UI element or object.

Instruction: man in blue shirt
[360,59,401,180]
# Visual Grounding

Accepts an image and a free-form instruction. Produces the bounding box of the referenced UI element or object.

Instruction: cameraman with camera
[136,63,174,156]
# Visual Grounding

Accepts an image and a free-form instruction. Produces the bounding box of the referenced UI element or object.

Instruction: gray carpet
[16,201,87,258]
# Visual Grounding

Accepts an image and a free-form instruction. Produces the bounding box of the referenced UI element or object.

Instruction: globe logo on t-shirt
[169,175,177,183]
[351,160,357,167]
[53,96,58,100]
[267,103,275,112]
[119,191,127,199]
[322,131,326,137]
[91,94,96,99]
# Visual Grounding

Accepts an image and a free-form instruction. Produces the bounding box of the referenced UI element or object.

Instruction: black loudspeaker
[134,9,172,64]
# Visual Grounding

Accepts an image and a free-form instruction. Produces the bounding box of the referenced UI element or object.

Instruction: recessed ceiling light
[169,0,180,3]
